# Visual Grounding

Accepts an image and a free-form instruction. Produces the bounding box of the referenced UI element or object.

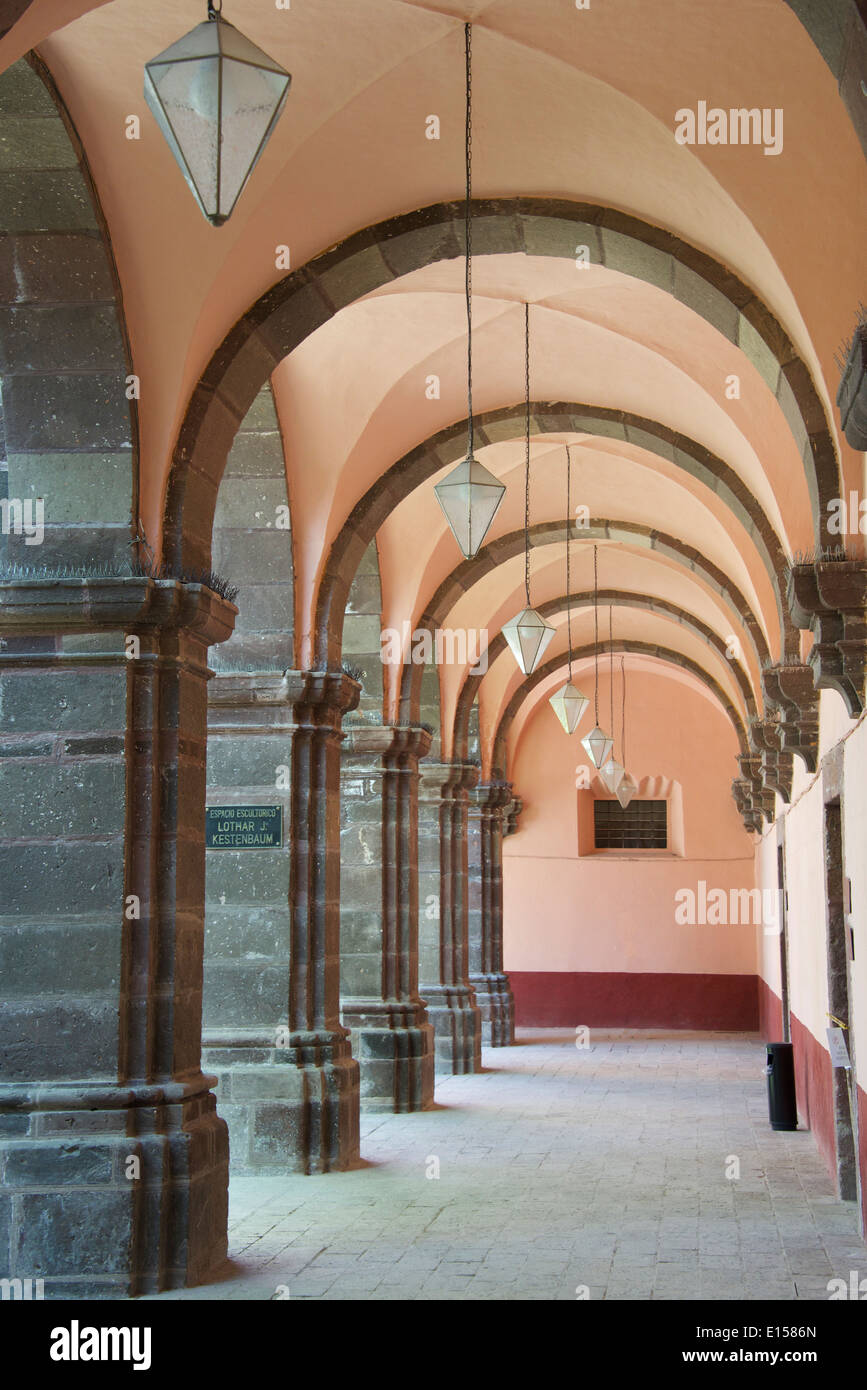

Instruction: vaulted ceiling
[2,0,865,776]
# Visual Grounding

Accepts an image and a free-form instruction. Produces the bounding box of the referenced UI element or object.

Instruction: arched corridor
[1,0,866,1319]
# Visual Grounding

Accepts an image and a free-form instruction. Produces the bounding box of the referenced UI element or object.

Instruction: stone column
[201,674,295,1172]
[468,782,516,1046]
[418,762,482,1074]
[279,670,362,1172]
[340,724,435,1111]
[0,576,235,1297]
[202,669,364,1173]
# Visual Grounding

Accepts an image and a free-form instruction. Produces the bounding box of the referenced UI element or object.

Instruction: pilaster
[468,782,516,1046]
[339,723,435,1111]
[418,761,483,1074]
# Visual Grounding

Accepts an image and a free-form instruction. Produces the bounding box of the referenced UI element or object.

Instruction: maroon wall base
[790,1011,837,1180]
[758,979,836,1181]
[510,972,759,1030]
[758,974,784,1041]
[759,978,866,1232]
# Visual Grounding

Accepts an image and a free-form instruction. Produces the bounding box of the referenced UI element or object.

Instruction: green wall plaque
[205,805,282,849]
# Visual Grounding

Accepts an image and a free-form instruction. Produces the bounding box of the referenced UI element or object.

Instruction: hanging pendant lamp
[616,656,639,808]
[503,304,556,674]
[550,444,589,734]
[145,1,291,227]
[601,606,625,792]
[581,544,615,768]
[434,24,505,557]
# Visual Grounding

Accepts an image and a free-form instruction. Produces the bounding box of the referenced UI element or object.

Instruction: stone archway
[324,401,796,684]
[491,640,750,776]
[398,518,773,731]
[164,199,842,588]
[450,589,757,764]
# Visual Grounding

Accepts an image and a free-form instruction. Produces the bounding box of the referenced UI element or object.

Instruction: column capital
[761,662,819,773]
[734,754,775,827]
[285,668,361,720]
[385,723,433,762]
[209,671,295,707]
[342,721,433,773]
[503,795,523,836]
[471,780,513,813]
[419,759,481,800]
[419,760,458,799]
[787,557,867,718]
[452,760,481,794]
[749,715,793,804]
[731,776,762,834]
[0,575,237,646]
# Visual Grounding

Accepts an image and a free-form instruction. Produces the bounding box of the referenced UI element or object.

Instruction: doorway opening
[823,799,858,1203]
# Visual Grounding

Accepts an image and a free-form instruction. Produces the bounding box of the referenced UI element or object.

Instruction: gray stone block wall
[0,58,134,571]
[342,540,383,717]
[211,384,292,672]
[0,648,126,1091]
[0,579,237,1297]
[419,659,441,759]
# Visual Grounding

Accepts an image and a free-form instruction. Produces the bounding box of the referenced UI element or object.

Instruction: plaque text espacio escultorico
[205,805,283,849]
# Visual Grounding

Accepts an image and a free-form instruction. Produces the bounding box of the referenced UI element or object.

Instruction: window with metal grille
[593,798,667,850]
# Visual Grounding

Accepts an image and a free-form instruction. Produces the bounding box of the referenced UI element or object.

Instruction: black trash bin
[765,1042,797,1130]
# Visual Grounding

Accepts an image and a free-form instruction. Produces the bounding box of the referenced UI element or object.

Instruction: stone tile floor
[150,1030,866,1301]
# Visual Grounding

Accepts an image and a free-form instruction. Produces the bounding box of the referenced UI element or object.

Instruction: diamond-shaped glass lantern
[581,725,614,769]
[616,771,638,809]
[502,606,556,675]
[145,10,291,226]
[600,757,625,794]
[549,680,589,735]
[434,455,506,559]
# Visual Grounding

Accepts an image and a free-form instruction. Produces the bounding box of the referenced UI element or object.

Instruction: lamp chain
[621,657,627,767]
[593,543,599,724]
[465,23,473,462]
[609,604,614,740]
[524,301,531,605]
[566,444,572,681]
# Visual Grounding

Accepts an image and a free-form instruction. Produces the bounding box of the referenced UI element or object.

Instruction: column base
[202,1030,360,1175]
[0,1078,228,1298]
[470,972,516,1047]
[419,984,483,1075]
[340,1001,435,1112]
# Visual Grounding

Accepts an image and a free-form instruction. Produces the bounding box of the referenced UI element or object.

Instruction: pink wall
[503,666,758,1026]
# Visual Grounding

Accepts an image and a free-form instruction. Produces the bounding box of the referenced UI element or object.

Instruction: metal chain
[609,604,614,741]
[465,23,473,461]
[565,444,572,681]
[593,543,599,723]
[621,656,627,766]
[524,301,531,605]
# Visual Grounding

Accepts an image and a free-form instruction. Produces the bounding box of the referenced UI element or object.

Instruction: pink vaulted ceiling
[436,539,764,755]
[2,0,862,558]
[274,255,798,668]
[479,599,748,747]
[503,652,738,781]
